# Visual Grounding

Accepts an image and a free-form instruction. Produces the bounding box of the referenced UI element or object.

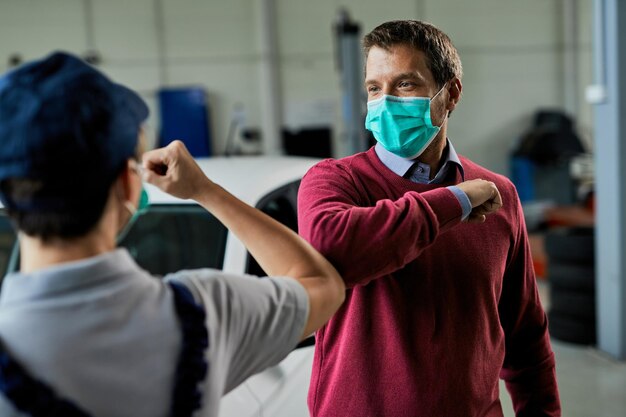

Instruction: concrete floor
[499,283,626,416]
[499,340,626,416]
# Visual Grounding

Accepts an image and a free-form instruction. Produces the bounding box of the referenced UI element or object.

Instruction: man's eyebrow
[392,72,425,83]
[395,72,419,79]
[365,72,426,86]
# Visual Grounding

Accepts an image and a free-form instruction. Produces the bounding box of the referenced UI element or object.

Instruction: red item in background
[529,233,547,280]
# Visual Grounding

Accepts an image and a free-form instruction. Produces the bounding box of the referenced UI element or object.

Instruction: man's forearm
[298,185,463,287]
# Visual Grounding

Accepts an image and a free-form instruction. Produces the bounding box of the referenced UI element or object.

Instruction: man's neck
[19,231,115,274]
[416,132,448,180]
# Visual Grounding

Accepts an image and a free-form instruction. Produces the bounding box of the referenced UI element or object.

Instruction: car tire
[548,263,595,292]
[548,311,596,345]
[544,227,594,264]
[549,290,595,320]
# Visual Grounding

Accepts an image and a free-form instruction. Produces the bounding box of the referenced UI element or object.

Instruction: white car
[0,155,321,417]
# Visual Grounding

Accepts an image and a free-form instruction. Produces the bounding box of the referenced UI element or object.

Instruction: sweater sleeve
[297,160,462,288]
[498,189,561,416]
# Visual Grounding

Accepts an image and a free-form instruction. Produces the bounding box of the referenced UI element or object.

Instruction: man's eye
[399,81,415,88]
[367,85,380,93]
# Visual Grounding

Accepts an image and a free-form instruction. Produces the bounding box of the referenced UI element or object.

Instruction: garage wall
[428,0,594,175]
[0,0,593,176]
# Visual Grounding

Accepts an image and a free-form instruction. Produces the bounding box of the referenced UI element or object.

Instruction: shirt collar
[375,142,415,177]
[374,140,465,183]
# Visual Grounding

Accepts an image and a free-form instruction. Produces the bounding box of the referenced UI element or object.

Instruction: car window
[0,211,17,278]
[246,180,300,277]
[119,204,228,277]
[1,181,299,280]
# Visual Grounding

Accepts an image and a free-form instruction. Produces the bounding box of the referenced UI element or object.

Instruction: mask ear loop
[430,82,450,128]
[124,201,137,216]
[430,83,447,102]
[117,199,139,244]
[123,159,146,216]
[116,160,143,243]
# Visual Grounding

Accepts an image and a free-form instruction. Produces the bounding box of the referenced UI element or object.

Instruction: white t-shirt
[0,248,309,417]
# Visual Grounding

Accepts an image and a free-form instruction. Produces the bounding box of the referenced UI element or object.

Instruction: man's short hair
[0,52,148,240]
[363,20,463,88]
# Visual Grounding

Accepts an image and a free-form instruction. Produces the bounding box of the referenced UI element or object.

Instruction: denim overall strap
[167,280,209,417]
[0,344,90,417]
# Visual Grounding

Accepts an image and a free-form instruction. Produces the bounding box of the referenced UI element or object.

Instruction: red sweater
[298,147,560,417]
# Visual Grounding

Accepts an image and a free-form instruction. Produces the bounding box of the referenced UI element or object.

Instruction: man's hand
[456,179,502,223]
[141,140,212,200]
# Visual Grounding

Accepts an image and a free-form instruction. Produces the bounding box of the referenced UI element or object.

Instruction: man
[0,52,345,417]
[298,20,560,416]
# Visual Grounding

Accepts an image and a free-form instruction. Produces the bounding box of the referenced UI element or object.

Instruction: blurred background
[2,1,626,416]
[0,0,593,171]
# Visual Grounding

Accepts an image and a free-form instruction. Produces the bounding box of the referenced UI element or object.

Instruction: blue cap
[0,51,148,211]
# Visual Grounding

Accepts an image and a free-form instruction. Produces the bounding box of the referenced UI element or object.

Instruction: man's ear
[116,160,141,204]
[446,78,462,113]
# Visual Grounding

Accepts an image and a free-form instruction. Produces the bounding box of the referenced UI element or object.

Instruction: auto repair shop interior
[0,1,625,416]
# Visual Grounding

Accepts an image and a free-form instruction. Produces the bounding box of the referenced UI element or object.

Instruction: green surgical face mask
[117,187,149,243]
[365,85,446,159]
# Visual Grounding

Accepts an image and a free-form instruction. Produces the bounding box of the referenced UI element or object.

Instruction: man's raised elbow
[327,272,346,314]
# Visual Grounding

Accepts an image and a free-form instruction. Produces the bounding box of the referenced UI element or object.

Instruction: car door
[218,179,315,417]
